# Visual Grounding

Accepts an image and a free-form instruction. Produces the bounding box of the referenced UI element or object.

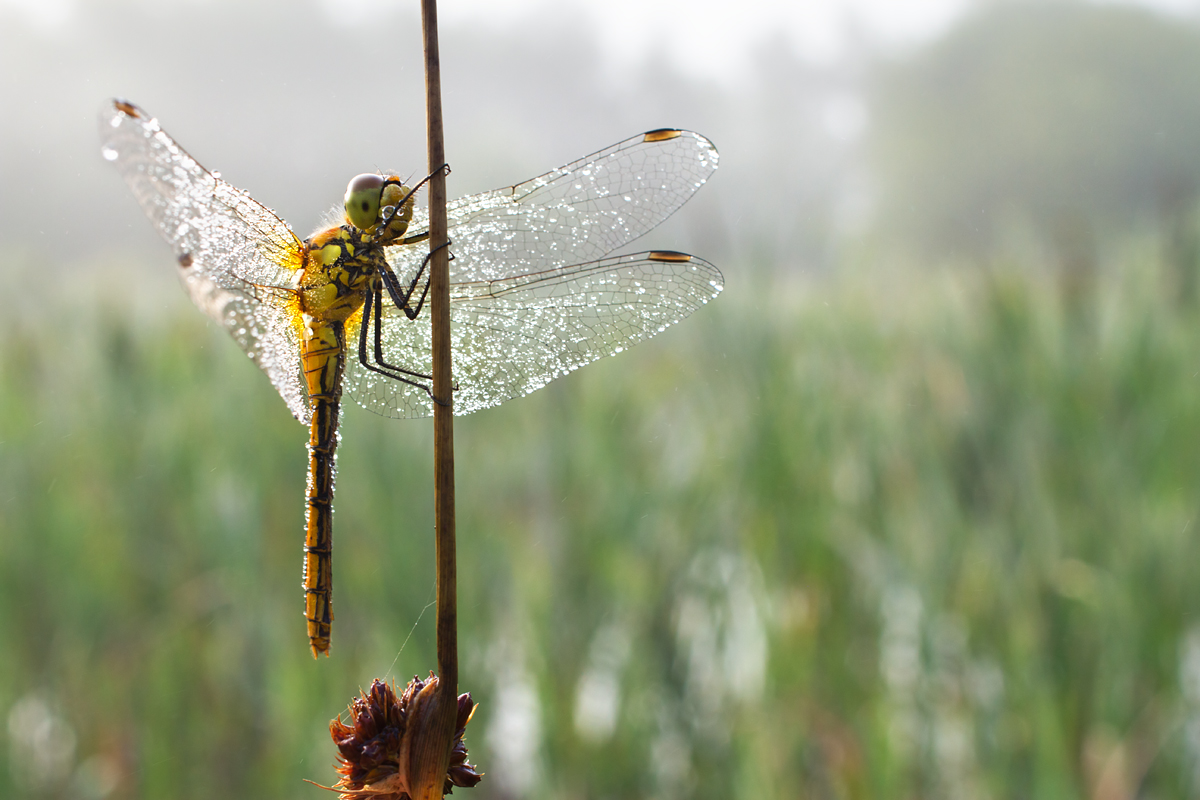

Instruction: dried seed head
[446,691,483,793]
[323,675,482,799]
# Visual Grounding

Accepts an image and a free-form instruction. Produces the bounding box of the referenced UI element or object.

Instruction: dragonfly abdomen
[301,320,346,657]
[295,226,381,657]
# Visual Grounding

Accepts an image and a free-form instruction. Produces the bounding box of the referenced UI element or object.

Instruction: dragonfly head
[343,173,414,244]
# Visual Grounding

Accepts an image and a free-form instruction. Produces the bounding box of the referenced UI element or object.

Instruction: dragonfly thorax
[298,224,383,322]
[299,171,415,324]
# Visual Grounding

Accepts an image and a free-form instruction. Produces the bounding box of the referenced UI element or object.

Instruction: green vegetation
[4,231,1200,798]
[7,0,1200,796]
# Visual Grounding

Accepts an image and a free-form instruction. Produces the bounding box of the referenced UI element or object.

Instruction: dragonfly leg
[354,286,435,396]
[377,163,450,232]
[377,262,414,312]
[371,287,435,382]
[398,230,430,246]
[379,238,452,322]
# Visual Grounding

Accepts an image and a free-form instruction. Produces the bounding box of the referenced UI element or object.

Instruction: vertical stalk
[324,9,476,796]
[401,2,459,795]
[419,4,464,790]
[422,0,457,704]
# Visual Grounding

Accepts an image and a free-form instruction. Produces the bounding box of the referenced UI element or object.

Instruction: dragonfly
[99,98,722,658]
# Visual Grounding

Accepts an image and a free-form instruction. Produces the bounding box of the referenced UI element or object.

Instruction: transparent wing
[345,251,724,419]
[99,99,311,423]
[383,129,719,287]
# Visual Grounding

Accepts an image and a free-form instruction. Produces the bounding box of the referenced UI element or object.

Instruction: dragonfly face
[100,98,722,657]
[344,173,416,245]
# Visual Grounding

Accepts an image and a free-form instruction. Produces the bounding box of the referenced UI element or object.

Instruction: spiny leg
[377,163,450,232]
[378,239,451,321]
[355,284,434,395]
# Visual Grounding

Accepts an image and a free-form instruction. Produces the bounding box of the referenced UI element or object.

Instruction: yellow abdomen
[295,224,381,656]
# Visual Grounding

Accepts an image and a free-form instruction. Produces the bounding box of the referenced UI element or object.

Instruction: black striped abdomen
[301,320,346,657]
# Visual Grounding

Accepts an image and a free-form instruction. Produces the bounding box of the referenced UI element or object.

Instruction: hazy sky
[337,0,1200,82]
[434,0,972,74]
[346,0,974,80]
[7,0,1200,86]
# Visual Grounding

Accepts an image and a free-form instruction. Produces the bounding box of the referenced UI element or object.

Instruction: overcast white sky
[5,0,1200,83]
[432,0,1200,82]
[432,0,975,73]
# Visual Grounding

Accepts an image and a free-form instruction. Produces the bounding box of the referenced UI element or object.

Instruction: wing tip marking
[648,250,692,263]
[643,129,683,143]
[112,98,144,119]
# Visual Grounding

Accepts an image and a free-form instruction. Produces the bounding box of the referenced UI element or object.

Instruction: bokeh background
[6,0,1200,796]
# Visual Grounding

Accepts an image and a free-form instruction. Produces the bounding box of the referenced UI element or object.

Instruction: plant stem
[415,2,461,798]
[421,0,457,700]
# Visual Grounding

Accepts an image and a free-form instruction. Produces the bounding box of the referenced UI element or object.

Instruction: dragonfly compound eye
[343,173,385,230]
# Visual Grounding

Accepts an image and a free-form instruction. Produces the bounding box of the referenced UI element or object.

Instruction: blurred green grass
[4,238,1200,799]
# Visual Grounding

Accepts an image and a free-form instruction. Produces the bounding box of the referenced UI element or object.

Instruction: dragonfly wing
[344,251,723,419]
[99,99,311,423]
[387,130,719,286]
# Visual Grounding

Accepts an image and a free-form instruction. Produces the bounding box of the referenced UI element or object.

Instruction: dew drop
[101,147,118,161]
